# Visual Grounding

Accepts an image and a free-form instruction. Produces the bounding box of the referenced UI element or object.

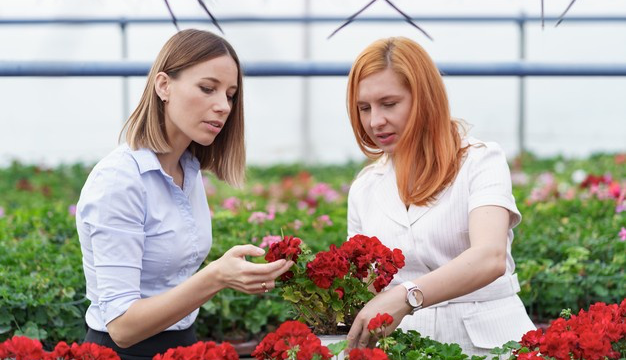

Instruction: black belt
[85,326,197,360]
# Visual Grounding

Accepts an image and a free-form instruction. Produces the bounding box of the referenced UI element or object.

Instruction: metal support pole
[121,20,130,123]
[301,0,313,164]
[518,15,527,159]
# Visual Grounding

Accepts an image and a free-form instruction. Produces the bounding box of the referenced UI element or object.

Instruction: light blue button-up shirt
[77,144,212,332]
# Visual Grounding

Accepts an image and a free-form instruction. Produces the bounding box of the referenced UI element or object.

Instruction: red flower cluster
[306,244,350,289]
[348,348,389,360]
[153,341,238,360]
[517,299,626,360]
[306,235,405,292]
[340,235,405,292]
[0,336,120,360]
[265,235,303,281]
[0,336,45,360]
[251,320,332,360]
[367,313,394,332]
[580,174,622,198]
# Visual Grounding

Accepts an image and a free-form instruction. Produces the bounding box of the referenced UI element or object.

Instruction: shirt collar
[128,145,200,178]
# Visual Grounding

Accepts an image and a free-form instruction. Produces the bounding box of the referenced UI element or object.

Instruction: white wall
[0,0,625,166]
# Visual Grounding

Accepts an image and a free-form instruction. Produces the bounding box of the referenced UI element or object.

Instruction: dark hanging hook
[163,0,180,31]
[328,0,377,39]
[555,0,578,27]
[197,0,225,34]
[384,0,433,41]
[328,0,433,40]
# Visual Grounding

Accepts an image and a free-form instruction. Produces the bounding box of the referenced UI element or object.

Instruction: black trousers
[85,327,197,360]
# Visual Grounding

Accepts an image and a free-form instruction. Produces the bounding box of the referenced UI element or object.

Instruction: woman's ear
[154,72,170,103]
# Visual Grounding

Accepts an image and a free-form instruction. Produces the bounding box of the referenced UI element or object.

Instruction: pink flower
[248,211,275,224]
[290,219,303,231]
[308,183,340,203]
[251,183,265,196]
[313,215,333,230]
[259,235,282,249]
[0,206,4,218]
[222,197,240,212]
[619,227,626,241]
[68,204,77,216]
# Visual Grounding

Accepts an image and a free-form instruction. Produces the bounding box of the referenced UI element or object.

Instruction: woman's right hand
[209,244,294,294]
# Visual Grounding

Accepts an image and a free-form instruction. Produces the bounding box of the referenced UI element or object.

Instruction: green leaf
[326,340,347,356]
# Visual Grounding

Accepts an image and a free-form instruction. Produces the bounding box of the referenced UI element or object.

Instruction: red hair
[347,37,468,206]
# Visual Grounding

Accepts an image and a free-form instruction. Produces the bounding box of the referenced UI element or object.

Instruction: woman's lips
[376,133,396,145]
[204,121,223,134]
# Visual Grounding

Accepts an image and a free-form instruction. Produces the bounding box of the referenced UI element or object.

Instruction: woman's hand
[347,284,412,350]
[209,244,294,294]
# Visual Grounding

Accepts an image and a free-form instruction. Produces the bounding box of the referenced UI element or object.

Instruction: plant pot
[317,334,348,360]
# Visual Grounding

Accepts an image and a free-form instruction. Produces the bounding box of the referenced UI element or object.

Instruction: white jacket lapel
[374,163,411,228]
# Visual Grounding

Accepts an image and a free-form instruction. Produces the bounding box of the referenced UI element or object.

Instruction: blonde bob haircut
[121,29,245,187]
[347,37,468,206]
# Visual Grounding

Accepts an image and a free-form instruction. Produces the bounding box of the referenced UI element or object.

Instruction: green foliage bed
[0,153,624,347]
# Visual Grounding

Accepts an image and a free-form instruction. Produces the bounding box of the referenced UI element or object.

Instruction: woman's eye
[358,106,370,112]
[200,86,215,94]
[383,102,396,107]
[227,94,235,102]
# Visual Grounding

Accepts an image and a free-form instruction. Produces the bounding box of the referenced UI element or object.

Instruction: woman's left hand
[346,284,412,350]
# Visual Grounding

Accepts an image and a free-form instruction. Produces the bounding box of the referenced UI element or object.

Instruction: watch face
[408,289,423,307]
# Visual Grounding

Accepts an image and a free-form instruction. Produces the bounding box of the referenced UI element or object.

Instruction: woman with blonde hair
[345,37,535,356]
[77,29,292,360]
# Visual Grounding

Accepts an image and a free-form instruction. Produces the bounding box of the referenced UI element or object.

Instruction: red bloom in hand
[367,313,394,331]
[266,235,302,281]
[348,348,389,360]
[265,235,302,263]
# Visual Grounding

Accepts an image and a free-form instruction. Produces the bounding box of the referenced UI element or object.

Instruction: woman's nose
[213,93,231,114]
[369,107,386,128]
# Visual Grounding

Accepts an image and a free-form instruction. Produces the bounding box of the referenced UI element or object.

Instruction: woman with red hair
[345,37,535,356]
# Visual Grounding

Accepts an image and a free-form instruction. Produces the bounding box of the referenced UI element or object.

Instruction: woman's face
[160,55,238,149]
[357,67,412,154]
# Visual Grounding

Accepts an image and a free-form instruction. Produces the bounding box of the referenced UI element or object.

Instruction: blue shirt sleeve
[78,151,147,325]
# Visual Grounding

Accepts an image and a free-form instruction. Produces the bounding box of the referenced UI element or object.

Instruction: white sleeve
[467,142,522,229]
[78,154,146,325]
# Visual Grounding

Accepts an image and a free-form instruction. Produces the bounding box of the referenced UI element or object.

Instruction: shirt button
[178,269,187,278]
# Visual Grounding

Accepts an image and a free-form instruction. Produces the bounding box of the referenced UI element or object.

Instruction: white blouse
[347,137,535,353]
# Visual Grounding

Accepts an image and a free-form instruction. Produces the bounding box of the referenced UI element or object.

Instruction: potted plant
[262,233,405,358]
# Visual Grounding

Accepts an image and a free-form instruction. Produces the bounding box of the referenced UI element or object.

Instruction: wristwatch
[400,281,424,315]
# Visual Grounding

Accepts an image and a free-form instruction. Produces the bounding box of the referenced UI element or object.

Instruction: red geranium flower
[0,336,45,360]
[348,348,389,360]
[515,299,626,360]
[152,341,238,360]
[251,321,331,360]
[306,244,350,289]
[367,313,394,332]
